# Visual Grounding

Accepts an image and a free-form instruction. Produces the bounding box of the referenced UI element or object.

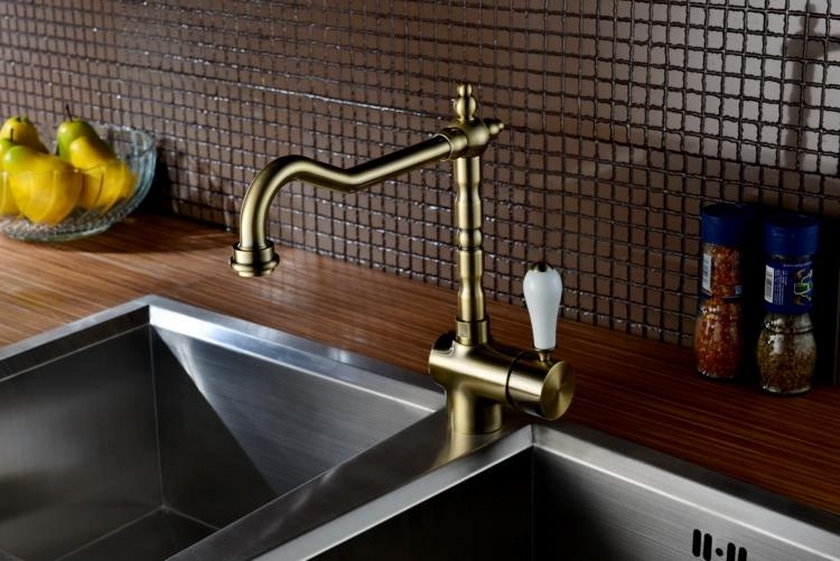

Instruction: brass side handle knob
[507,353,574,420]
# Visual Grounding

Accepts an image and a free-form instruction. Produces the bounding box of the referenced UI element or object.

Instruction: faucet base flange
[230,242,280,277]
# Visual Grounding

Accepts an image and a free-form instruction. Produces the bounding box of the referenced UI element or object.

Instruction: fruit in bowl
[56,112,135,212]
[0,116,49,153]
[3,145,82,225]
[74,147,136,213]
[0,113,155,241]
[0,136,20,215]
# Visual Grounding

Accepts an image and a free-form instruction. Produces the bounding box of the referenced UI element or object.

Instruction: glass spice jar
[757,214,819,395]
[694,203,751,379]
[695,298,743,378]
[757,313,817,394]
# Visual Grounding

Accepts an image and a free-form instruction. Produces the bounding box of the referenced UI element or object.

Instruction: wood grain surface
[2,212,839,516]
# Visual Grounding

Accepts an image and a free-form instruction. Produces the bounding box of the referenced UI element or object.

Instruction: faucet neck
[452,155,489,346]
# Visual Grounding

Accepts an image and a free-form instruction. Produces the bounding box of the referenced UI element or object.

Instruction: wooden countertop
[2,212,839,517]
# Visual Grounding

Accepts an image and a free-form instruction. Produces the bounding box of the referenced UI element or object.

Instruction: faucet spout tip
[230,241,280,277]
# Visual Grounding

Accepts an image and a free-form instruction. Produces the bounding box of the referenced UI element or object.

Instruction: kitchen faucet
[230,84,574,434]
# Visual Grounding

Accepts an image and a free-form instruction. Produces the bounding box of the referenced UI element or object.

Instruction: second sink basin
[0,296,441,561]
[256,420,840,561]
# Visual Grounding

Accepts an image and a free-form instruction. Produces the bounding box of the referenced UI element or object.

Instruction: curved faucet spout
[230,100,504,277]
[238,136,455,251]
[230,135,454,276]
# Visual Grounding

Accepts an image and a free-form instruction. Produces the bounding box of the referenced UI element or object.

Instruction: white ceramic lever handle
[524,262,563,352]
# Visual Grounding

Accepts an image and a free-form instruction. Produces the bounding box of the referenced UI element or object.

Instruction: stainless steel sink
[250,420,840,561]
[3,297,839,561]
[0,296,442,561]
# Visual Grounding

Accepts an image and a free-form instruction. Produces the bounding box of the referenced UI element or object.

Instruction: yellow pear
[0,117,48,153]
[3,146,81,224]
[68,136,135,212]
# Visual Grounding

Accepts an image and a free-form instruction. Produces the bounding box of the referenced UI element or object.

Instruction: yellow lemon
[4,146,81,224]
[68,136,136,212]
[79,158,136,212]
[8,170,82,224]
[0,173,18,216]
[0,138,19,215]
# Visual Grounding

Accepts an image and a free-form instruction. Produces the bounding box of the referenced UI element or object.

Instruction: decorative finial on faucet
[453,83,478,123]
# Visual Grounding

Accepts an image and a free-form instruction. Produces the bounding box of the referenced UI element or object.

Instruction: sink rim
[0,295,443,414]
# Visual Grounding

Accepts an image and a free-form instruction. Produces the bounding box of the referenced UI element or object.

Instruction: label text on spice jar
[764,259,813,313]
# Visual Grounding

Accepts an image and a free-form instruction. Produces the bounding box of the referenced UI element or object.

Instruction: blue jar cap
[764,214,819,256]
[701,203,751,246]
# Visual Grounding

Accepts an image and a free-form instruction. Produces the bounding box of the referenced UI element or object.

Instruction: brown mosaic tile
[2,1,838,349]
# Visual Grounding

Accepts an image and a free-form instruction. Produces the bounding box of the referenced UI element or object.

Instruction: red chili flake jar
[694,204,751,379]
[695,298,743,378]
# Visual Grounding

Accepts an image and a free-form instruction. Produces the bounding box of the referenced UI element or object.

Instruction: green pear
[3,145,74,174]
[56,114,112,161]
[0,137,16,164]
[0,117,48,153]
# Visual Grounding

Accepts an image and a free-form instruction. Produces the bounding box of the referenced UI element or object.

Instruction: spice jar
[694,203,750,379]
[757,313,817,394]
[695,299,744,379]
[757,214,819,395]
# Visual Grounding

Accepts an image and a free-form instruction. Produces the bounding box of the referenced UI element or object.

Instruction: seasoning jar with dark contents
[757,214,819,395]
[694,203,751,379]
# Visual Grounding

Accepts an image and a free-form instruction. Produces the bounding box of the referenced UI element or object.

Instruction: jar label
[702,246,741,298]
[702,253,712,293]
[764,259,813,312]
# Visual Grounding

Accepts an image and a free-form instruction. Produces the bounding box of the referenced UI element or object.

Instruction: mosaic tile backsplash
[2,1,839,349]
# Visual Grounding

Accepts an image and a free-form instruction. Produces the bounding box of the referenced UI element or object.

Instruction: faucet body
[232,85,573,434]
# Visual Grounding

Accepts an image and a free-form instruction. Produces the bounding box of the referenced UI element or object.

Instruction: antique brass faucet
[231,84,574,434]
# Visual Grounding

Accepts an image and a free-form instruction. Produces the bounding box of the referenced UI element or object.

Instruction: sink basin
[256,420,840,561]
[4,296,839,561]
[0,296,442,561]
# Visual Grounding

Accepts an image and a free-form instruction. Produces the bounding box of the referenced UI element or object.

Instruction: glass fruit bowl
[0,125,155,241]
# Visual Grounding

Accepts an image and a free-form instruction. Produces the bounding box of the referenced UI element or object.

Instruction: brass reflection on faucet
[231,84,574,434]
